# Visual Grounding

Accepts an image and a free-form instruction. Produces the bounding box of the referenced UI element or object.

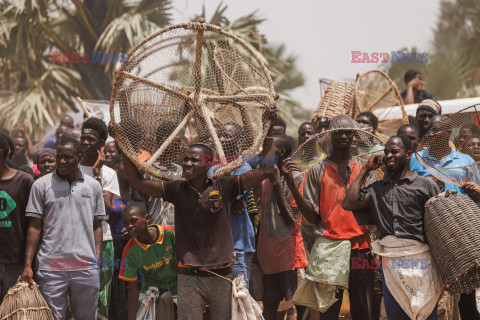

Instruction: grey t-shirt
[26,170,106,271]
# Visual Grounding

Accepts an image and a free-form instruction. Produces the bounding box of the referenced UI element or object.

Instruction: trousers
[320,248,374,320]
[177,270,232,320]
[37,268,100,320]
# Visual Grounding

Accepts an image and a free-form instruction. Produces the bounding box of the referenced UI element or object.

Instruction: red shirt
[258,175,308,275]
[318,161,371,249]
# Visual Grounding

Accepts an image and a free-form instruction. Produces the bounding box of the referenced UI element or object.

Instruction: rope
[1,307,51,320]
[204,269,234,283]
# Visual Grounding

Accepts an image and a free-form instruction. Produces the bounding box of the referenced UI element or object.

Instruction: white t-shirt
[79,165,120,241]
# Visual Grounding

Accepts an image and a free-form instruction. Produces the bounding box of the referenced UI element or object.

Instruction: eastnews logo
[351,51,428,64]
[51,51,128,64]
[50,257,127,269]
[351,257,429,270]
[200,154,278,167]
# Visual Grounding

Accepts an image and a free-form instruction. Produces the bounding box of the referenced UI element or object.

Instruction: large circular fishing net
[109,20,276,180]
[355,70,408,140]
[415,104,480,187]
[292,115,385,173]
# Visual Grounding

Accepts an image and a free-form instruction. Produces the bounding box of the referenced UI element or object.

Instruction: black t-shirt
[400,89,435,104]
[0,170,34,263]
[161,176,240,268]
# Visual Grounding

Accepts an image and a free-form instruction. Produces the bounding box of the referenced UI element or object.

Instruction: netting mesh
[292,115,385,174]
[355,70,408,139]
[110,21,276,180]
[416,104,480,187]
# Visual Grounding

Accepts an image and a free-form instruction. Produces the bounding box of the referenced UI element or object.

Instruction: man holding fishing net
[118,113,279,319]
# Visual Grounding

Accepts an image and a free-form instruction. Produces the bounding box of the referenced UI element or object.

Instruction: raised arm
[269,166,295,225]
[239,135,275,190]
[342,154,382,211]
[21,217,43,288]
[281,159,319,225]
[19,124,34,158]
[122,154,163,198]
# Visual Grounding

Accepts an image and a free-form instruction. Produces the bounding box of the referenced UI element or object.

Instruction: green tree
[384,0,480,100]
[0,0,172,138]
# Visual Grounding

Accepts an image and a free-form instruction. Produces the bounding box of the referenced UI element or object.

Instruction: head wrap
[417,99,442,115]
[34,148,56,164]
[81,128,101,139]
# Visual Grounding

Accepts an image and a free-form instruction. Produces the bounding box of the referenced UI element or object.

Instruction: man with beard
[410,114,480,193]
[283,115,375,319]
[343,135,441,320]
[410,115,480,318]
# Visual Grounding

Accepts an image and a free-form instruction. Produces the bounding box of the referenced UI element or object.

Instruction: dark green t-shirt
[119,225,178,290]
[0,170,33,263]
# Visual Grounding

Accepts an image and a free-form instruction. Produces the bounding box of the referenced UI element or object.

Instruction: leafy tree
[0,0,172,138]
[384,0,480,100]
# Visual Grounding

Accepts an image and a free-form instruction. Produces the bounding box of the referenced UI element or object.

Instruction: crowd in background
[1,69,480,320]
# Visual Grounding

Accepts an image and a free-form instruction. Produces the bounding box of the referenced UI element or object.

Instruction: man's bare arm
[93,219,103,261]
[343,154,382,211]
[281,159,319,225]
[122,154,163,198]
[127,281,140,320]
[21,217,42,288]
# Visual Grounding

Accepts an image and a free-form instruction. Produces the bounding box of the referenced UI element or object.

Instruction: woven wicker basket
[0,281,54,320]
[425,191,480,294]
[311,81,355,125]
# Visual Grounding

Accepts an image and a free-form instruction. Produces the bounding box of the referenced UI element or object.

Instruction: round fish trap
[110,20,276,180]
[0,281,54,320]
[425,191,480,294]
[311,81,355,126]
[292,115,385,173]
[355,70,408,139]
[416,104,480,187]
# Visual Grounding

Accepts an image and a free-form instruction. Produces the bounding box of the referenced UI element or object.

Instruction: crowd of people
[1,69,480,320]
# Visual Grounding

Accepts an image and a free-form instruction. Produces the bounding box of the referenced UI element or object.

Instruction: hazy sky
[171,0,441,110]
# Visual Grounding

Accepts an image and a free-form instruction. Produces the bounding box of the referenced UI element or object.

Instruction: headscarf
[34,148,56,164]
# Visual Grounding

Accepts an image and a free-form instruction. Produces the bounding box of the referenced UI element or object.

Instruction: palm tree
[384,0,480,100]
[193,3,309,135]
[0,0,172,138]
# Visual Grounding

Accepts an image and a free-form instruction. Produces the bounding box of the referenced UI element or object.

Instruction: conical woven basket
[311,81,355,125]
[0,281,54,320]
[425,191,480,294]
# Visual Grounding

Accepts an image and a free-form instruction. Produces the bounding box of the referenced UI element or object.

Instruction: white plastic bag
[231,274,264,320]
[137,286,159,320]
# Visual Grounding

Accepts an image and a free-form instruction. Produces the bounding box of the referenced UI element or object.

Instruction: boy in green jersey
[119,202,178,320]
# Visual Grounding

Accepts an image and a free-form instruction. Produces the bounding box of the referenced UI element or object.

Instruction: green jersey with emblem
[119,225,178,291]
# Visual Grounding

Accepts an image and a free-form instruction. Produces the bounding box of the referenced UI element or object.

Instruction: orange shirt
[319,161,371,249]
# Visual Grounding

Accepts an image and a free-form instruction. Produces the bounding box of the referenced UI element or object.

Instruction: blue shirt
[207,163,255,253]
[44,137,56,149]
[410,148,480,194]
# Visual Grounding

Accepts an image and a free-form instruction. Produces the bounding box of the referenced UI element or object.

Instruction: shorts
[263,269,298,303]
